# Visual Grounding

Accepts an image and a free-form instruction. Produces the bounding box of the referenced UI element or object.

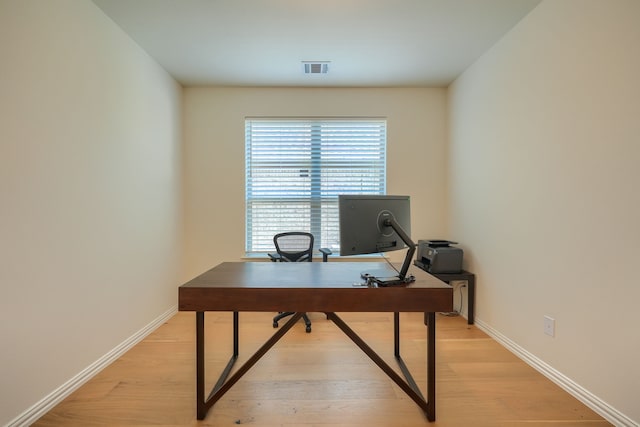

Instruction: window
[245,118,387,254]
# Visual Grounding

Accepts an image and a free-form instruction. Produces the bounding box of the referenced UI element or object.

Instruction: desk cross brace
[195,311,436,421]
[326,312,435,420]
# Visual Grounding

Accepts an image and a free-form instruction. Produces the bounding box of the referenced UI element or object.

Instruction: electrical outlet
[543,315,555,337]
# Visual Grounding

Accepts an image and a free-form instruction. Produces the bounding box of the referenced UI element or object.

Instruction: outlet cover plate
[544,315,555,337]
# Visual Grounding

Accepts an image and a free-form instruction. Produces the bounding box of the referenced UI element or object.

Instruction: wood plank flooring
[34,312,610,426]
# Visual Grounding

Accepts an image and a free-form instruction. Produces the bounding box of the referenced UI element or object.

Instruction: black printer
[414,240,463,273]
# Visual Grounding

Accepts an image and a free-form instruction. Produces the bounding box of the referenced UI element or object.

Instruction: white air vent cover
[303,61,330,74]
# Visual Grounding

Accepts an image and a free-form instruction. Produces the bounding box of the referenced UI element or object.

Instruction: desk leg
[467,277,475,325]
[196,312,240,420]
[196,312,206,420]
[425,312,436,421]
[394,312,431,418]
[394,312,400,356]
[195,311,303,420]
[328,312,434,420]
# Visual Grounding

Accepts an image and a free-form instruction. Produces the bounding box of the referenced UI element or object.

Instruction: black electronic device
[338,195,416,286]
[415,239,463,273]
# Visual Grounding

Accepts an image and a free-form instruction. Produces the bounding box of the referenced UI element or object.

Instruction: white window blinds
[245,118,387,254]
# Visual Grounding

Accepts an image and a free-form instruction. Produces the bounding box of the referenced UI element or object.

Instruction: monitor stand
[360,242,416,287]
[362,273,415,287]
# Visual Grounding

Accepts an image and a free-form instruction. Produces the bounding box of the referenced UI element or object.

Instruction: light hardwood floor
[34,312,610,426]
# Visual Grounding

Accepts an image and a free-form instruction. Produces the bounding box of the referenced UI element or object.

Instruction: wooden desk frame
[195,311,436,421]
[180,262,452,422]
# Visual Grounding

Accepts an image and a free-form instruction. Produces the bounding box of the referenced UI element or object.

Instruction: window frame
[245,117,387,255]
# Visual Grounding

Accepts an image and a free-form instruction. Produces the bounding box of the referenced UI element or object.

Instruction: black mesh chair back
[273,232,314,262]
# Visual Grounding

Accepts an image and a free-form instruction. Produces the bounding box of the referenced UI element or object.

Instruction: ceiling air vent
[302,61,330,74]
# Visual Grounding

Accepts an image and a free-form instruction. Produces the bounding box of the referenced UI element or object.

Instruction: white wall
[7,0,636,424]
[449,0,640,423]
[183,87,448,277]
[0,1,183,424]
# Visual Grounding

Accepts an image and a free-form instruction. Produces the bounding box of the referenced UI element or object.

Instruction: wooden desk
[179,262,453,422]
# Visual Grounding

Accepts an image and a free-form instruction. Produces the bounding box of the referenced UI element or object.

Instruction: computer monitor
[338,194,416,286]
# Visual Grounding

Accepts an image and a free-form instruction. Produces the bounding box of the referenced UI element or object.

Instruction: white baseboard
[7,305,177,427]
[474,318,638,427]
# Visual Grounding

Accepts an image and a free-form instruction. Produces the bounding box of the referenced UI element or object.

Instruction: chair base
[273,311,311,333]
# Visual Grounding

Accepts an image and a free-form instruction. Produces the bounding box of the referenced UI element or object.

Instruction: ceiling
[92,0,541,87]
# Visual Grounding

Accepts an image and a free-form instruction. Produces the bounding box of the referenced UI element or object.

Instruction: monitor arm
[382,217,416,282]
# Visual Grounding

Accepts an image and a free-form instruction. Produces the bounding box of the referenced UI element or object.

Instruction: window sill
[242,253,389,262]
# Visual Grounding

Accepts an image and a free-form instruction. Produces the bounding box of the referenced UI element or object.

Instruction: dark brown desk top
[179,262,453,313]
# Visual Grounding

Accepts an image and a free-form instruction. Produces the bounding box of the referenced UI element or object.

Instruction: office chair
[268,232,331,332]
